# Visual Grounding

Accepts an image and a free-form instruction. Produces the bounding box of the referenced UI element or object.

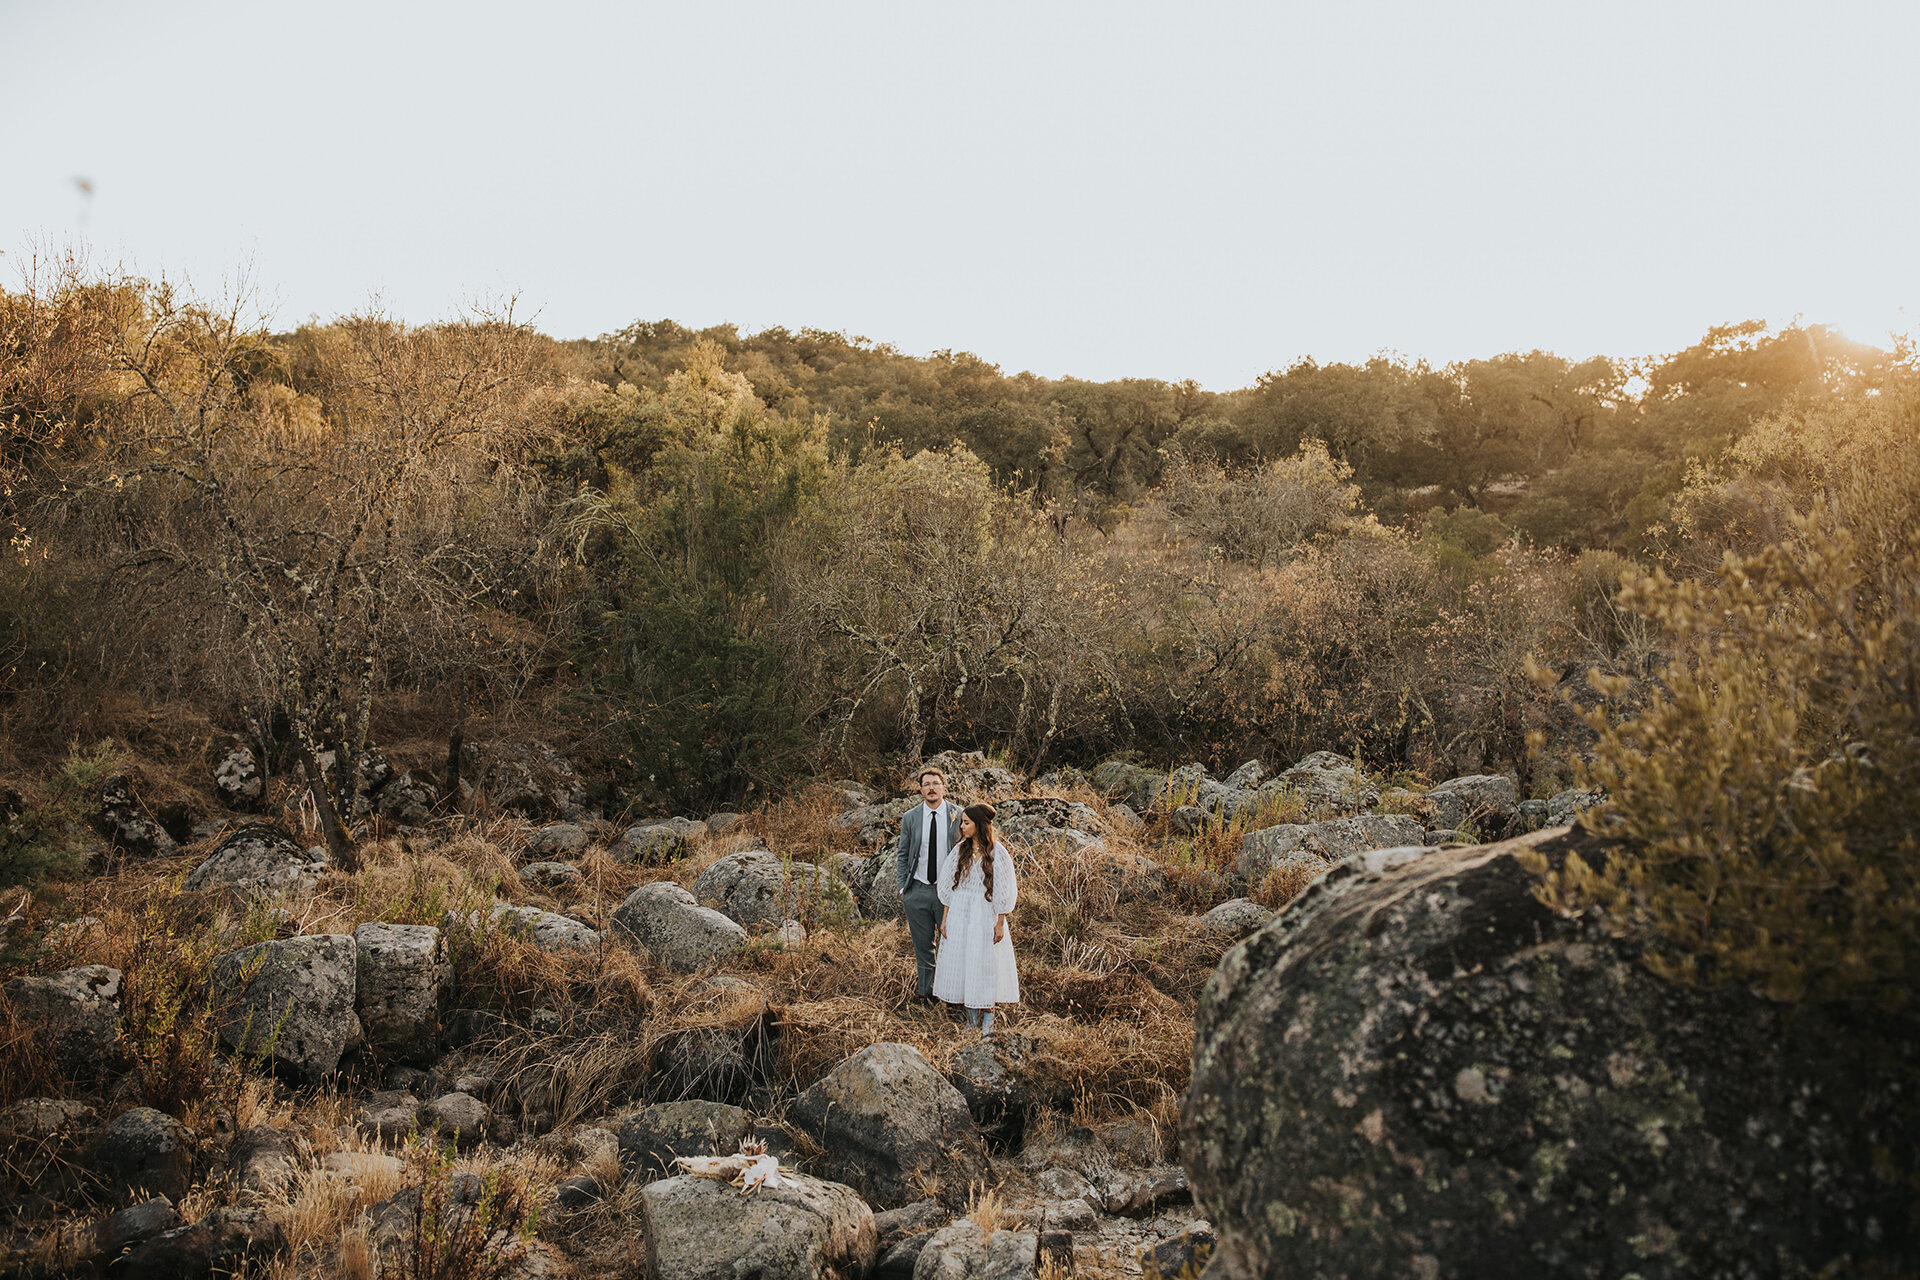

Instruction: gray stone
[520,860,584,889]
[1547,787,1605,827]
[1140,1225,1215,1280]
[640,1171,877,1280]
[1103,852,1168,904]
[653,1017,777,1106]
[488,903,602,954]
[357,1091,421,1142]
[616,817,708,863]
[525,822,590,859]
[94,1195,179,1260]
[911,1221,1038,1280]
[1089,761,1168,812]
[227,1126,296,1196]
[945,1033,1050,1150]
[611,881,749,972]
[1260,751,1379,815]
[616,1100,753,1175]
[353,922,448,1062]
[183,827,328,903]
[0,1097,96,1141]
[482,741,587,820]
[1424,773,1520,833]
[3,964,121,1076]
[789,1043,991,1210]
[321,1151,405,1180]
[1107,803,1144,831]
[1424,828,1463,845]
[874,1199,949,1256]
[110,1207,286,1280]
[694,849,849,929]
[1200,898,1274,939]
[377,771,436,825]
[93,773,177,857]
[1236,813,1422,882]
[211,739,264,807]
[554,1174,603,1208]
[1222,760,1268,790]
[831,797,918,847]
[93,1107,191,1201]
[1516,797,1550,831]
[1182,828,1920,1279]
[706,811,746,835]
[1167,805,1205,836]
[422,1092,490,1148]
[210,934,361,1082]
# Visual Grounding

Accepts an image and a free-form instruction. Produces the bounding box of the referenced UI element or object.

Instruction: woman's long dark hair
[953,803,999,902]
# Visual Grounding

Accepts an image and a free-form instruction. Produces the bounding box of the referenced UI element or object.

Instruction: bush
[0,741,121,888]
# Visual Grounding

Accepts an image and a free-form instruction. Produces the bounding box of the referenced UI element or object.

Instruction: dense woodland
[1,256,1915,950]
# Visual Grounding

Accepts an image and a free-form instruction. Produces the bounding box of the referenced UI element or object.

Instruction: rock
[210,934,361,1083]
[945,1034,1043,1150]
[694,849,849,929]
[611,882,749,972]
[1140,1225,1215,1280]
[861,846,908,920]
[1112,1165,1190,1216]
[482,741,587,820]
[1424,773,1520,833]
[353,923,448,1063]
[789,1043,991,1210]
[422,1092,490,1148]
[653,1015,777,1106]
[1107,803,1144,831]
[1167,805,1205,836]
[525,822,590,859]
[92,1107,192,1201]
[322,1151,405,1179]
[874,1199,949,1253]
[616,817,707,863]
[616,1100,753,1175]
[1261,751,1379,815]
[1547,787,1605,827]
[109,1208,286,1280]
[1236,814,1422,882]
[831,780,879,810]
[1515,797,1550,831]
[911,1220,1038,1280]
[3,964,121,1076]
[1200,899,1274,938]
[520,860,584,889]
[93,773,177,857]
[1182,829,1920,1279]
[640,1171,877,1280]
[487,903,603,954]
[210,738,264,808]
[1222,760,1268,790]
[377,771,437,825]
[357,1091,421,1142]
[554,1174,603,1208]
[1101,852,1168,904]
[183,827,328,903]
[0,1097,96,1141]
[706,811,746,835]
[831,797,917,847]
[94,1195,179,1260]
[1090,761,1167,812]
[227,1126,296,1196]
[1424,827,1463,845]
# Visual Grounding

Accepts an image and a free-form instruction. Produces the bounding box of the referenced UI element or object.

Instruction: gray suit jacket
[897,800,963,895]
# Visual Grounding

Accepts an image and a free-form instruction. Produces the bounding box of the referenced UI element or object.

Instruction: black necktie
[927,809,938,870]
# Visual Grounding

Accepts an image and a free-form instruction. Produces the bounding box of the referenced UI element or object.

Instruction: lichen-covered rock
[640,1171,877,1280]
[3,964,121,1076]
[210,934,361,1082]
[525,822,591,860]
[377,771,437,825]
[183,827,328,903]
[944,1033,1053,1151]
[110,1207,287,1280]
[1425,772,1520,832]
[617,1100,753,1175]
[694,849,849,929]
[92,1107,192,1202]
[911,1220,1038,1280]
[488,903,602,954]
[357,1091,422,1143]
[353,923,448,1063]
[789,1043,991,1210]
[616,816,708,863]
[210,738,264,808]
[1200,898,1274,939]
[94,1195,180,1262]
[421,1092,490,1148]
[227,1126,296,1196]
[831,797,917,847]
[1236,813,1422,882]
[0,1097,97,1142]
[1182,828,1920,1279]
[1089,761,1167,812]
[93,773,177,857]
[652,1014,777,1106]
[1260,750,1380,815]
[612,882,749,972]
[482,741,587,820]
[1547,787,1605,827]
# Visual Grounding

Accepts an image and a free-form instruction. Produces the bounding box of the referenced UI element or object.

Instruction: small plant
[966,1182,1008,1236]
[397,1143,539,1280]
[0,740,122,889]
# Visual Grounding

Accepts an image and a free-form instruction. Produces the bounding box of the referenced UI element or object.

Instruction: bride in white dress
[933,803,1020,1034]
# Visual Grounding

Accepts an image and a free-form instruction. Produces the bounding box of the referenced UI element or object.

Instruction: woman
[932,802,1020,1033]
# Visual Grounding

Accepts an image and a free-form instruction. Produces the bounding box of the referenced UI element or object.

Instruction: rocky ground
[0,742,1592,1279]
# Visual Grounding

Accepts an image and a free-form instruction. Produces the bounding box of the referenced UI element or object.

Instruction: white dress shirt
[916,803,944,884]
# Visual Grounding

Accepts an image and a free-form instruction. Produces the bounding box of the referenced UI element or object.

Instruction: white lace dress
[932,841,1020,1010]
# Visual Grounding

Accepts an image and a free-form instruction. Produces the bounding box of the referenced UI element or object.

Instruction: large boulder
[640,1171,877,1280]
[183,827,328,903]
[1260,750,1380,815]
[353,923,448,1063]
[831,797,918,847]
[1236,813,1422,882]
[3,964,121,1077]
[377,771,437,825]
[789,1043,991,1210]
[1182,829,1920,1279]
[617,1100,754,1175]
[612,882,749,972]
[694,849,849,929]
[92,1107,192,1202]
[210,934,361,1082]
[1425,773,1520,833]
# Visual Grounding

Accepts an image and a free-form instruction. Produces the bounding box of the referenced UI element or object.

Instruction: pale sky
[4,1,1915,389]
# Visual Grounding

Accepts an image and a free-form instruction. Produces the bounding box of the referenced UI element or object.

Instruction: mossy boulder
[1181,828,1919,1280]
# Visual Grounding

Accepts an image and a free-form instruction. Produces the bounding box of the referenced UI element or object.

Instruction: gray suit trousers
[903,879,941,997]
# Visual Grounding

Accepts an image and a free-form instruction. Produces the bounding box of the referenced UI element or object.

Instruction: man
[897,765,961,1003]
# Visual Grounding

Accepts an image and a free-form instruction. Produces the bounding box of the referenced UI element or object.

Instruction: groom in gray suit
[898,765,961,1003]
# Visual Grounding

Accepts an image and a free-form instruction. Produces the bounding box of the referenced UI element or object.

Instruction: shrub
[396,1143,539,1280]
[0,740,121,888]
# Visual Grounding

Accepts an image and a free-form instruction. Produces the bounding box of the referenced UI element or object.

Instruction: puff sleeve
[936,841,960,906]
[991,843,1018,915]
